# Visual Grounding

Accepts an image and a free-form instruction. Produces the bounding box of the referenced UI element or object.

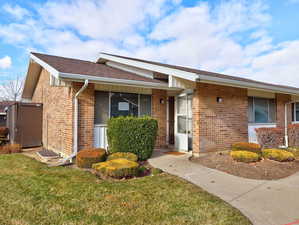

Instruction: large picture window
[94,91,152,124]
[248,97,276,123]
[292,103,299,122]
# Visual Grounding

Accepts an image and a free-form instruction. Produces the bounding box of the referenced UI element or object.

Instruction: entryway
[171,92,193,152]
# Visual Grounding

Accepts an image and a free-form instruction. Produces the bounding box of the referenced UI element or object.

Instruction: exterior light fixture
[217,97,223,103]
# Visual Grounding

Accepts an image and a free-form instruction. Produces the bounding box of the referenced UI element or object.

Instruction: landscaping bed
[191,151,299,180]
[0,154,251,225]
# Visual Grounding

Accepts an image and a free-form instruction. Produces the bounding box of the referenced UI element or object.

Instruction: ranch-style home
[22,52,299,160]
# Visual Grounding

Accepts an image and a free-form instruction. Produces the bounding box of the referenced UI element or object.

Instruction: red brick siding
[152,89,167,147]
[192,83,248,154]
[32,69,74,156]
[276,93,292,130]
[73,82,95,151]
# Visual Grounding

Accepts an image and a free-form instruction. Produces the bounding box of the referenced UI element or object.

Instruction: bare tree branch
[0,75,24,101]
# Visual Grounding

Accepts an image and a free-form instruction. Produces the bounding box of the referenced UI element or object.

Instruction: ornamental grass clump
[231,142,261,154]
[230,151,261,163]
[76,148,106,168]
[262,149,295,162]
[107,152,138,162]
[92,158,139,178]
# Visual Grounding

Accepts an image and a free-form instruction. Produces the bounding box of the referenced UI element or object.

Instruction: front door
[175,93,193,151]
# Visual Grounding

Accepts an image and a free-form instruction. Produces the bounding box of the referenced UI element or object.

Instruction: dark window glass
[110,92,138,117]
[248,97,276,123]
[140,94,152,116]
[94,91,109,124]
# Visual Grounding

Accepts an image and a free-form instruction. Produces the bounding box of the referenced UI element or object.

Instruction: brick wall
[73,82,95,151]
[32,69,74,156]
[152,89,167,147]
[276,93,292,130]
[192,83,248,154]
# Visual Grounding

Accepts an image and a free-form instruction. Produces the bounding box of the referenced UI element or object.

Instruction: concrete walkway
[149,151,299,225]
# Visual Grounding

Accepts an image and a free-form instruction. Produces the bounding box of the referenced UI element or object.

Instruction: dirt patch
[191,152,299,180]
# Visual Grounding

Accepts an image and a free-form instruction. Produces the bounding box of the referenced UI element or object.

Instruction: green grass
[0,154,252,225]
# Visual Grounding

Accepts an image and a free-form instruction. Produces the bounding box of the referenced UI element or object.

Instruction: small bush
[231,142,261,154]
[0,144,21,154]
[76,148,106,168]
[107,116,158,160]
[92,158,139,178]
[230,151,261,163]
[0,127,8,137]
[137,166,147,176]
[255,127,284,148]
[107,152,138,162]
[152,168,163,175]
[262,149,295,162]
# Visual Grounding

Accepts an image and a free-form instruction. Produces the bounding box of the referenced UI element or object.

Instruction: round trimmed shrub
[230,151,261,163]
[231,142,261,154]
[76,148,106,168]
[262,149,295,162]
[92,158,139,178]
[107,152,138,162]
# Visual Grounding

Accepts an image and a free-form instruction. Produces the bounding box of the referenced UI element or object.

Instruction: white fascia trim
[59,72,181,90]
[99,53,198,82]
[106,61,153,79]
[30,53,60,78]
[198,74,299,95]
[0,112,6,115]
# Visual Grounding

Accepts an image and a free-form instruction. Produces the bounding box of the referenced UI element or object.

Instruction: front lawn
[0,154,251,225]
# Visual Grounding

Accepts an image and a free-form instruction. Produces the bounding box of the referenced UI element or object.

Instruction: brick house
[22,52,299,160]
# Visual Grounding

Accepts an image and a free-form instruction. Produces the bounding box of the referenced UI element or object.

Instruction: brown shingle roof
[101,53,299,92]
[31,52,165,84]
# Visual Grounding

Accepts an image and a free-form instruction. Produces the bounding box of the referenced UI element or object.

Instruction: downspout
[61,79,89,164]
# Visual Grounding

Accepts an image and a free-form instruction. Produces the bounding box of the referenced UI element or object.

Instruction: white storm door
[175,94,189,151]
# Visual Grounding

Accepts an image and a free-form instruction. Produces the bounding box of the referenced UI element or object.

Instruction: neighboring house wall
[32,69,74,156]
[152,89,167,147]
[73,82,95,151]
[193,83,248,154]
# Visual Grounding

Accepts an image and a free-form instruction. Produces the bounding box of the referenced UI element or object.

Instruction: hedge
[262,149,295,162]
[107,116,158,160]
[107,152,138,162]
[76,148,106,168]
[231,142,261,154]
[230,151,261,163]
[92,158,139,178]
[255,127,284,148]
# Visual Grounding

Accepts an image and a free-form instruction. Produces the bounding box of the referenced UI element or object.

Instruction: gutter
[59,79,89,164]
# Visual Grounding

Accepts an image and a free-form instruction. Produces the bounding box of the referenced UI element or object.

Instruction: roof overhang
[98,53,299,96]
[22,53,181,100]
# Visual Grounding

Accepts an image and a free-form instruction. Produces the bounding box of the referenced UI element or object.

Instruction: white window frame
[248,96,276,124]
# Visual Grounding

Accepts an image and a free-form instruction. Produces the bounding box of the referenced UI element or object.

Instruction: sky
[0,0,299,87]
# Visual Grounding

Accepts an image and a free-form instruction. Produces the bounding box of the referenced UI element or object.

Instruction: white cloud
[0,0,299,87]
[3,4,29,20]
[0,56,12,69]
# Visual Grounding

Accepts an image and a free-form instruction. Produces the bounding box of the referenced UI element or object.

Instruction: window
[248,97,276,123]
[94,91,152,124]
[292,103,299,122]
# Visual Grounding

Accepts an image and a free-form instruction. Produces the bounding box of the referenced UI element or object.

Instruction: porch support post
[152,89,167,148]
[192,83,200,157]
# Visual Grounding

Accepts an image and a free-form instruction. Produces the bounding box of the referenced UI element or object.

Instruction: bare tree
[0,75,24,101]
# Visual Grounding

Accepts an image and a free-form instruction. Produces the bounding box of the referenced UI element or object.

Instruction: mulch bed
[190,152,299,180]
